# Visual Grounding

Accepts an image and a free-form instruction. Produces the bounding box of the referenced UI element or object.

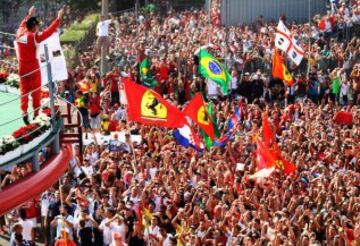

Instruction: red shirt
[159,63,169,82]
[108,120,119,132]
[89,95,101,115]
[105,74,119,92]
[16,15,60,75]
[24,199,38,219]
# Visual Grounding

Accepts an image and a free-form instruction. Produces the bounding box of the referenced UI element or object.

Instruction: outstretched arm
[35,8,64,43]
[17,6,36,36]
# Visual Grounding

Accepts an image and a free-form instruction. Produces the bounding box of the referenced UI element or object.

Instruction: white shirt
[70,158,81,178]
[162,234,173,246]
[19,219,35,241]
[340,83,349,96]
[41,192,53,217]
[112,223,127,241]
[100,219,117,245]
[231,76,238,90]
[82,165,94,177]
[56,215,74,240]
[145,225,160,244]
[149,167,158,179]
[207,79,219,96]
[97,20,112,37]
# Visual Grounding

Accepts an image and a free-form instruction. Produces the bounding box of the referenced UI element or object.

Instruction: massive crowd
[1,0,360,245]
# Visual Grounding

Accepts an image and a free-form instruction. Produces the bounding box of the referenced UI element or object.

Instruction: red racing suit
[16,15,60,117]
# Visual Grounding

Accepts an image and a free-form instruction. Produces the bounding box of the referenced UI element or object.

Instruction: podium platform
[0,91,31,137]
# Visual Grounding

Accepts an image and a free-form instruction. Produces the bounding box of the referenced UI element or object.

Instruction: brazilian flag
[139,58,158,88]
[200,101,220,150]
[198,49,231,95]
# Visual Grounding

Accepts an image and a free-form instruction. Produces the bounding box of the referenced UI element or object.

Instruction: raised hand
[28,6,36,16]
[58,8,65,19]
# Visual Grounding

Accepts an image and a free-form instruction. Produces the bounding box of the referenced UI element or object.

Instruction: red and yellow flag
[272,49,294,86]
[183,93,216,140]
[255,113,297,175]
[124,79,186,128]
[76,80,90,93]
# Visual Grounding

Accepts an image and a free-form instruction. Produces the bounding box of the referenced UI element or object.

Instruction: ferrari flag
[183,93,216,140]
[124,80,186,128]
[272,49,294,86]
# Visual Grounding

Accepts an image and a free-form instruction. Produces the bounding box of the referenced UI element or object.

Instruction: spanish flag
[272,49,294,86]
[183,93,217,140]
[198,49,231,95]
[124,79,186,128]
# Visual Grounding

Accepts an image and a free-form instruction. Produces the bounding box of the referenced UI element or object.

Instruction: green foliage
[61,13,98,43]
[60,30,87,43]
[60,13,99,67]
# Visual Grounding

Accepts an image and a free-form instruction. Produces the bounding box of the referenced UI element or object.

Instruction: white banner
[39,32,68,84]
[275,20,304,66]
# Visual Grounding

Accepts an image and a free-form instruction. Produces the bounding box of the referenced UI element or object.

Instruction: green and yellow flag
[198,49,231,95]
[139,58,158,88]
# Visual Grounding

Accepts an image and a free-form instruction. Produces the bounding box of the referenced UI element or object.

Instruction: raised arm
[35,8,64,43]
[17,6,36,37]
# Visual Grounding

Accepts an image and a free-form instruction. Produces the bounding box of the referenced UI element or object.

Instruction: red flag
[183,93,216,140]
[334,111,353,125]
[124,80,186,128]
[281,157,297,175]
[272,49,294,86]
[256,140,276,170]
[273,143,297,175]
[262,113,275,147]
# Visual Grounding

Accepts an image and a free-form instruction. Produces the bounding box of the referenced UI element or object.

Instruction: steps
[59,102,83,162]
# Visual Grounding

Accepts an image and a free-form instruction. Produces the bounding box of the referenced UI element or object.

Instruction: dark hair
[26,17,40,30]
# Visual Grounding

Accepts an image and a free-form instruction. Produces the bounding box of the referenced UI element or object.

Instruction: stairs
[59,102,83,162]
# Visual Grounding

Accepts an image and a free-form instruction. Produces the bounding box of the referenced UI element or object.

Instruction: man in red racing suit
[16,6,64,124]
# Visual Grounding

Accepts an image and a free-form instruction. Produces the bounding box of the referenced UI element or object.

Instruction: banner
[39,32,68,83]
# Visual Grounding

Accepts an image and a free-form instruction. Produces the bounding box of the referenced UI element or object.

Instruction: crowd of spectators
[1,0,360,245]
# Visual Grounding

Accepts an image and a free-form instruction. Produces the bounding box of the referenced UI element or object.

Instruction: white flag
[39,32,68,84]
[275,20,304,66]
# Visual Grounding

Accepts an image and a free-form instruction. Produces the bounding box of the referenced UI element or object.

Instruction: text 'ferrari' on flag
[198,49,231,95]
[272,49,294,86]
[124,79,185,128]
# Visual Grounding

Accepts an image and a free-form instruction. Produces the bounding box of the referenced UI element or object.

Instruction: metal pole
[135,0,139,36]
[208,0,211,44]
[32,150,40,172]
[44,45,56,130]
[307,0,311,80]
[44,44,60,154]
[100,0,109,77]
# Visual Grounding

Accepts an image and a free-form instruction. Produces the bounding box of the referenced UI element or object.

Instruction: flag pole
[208,0,211,44]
